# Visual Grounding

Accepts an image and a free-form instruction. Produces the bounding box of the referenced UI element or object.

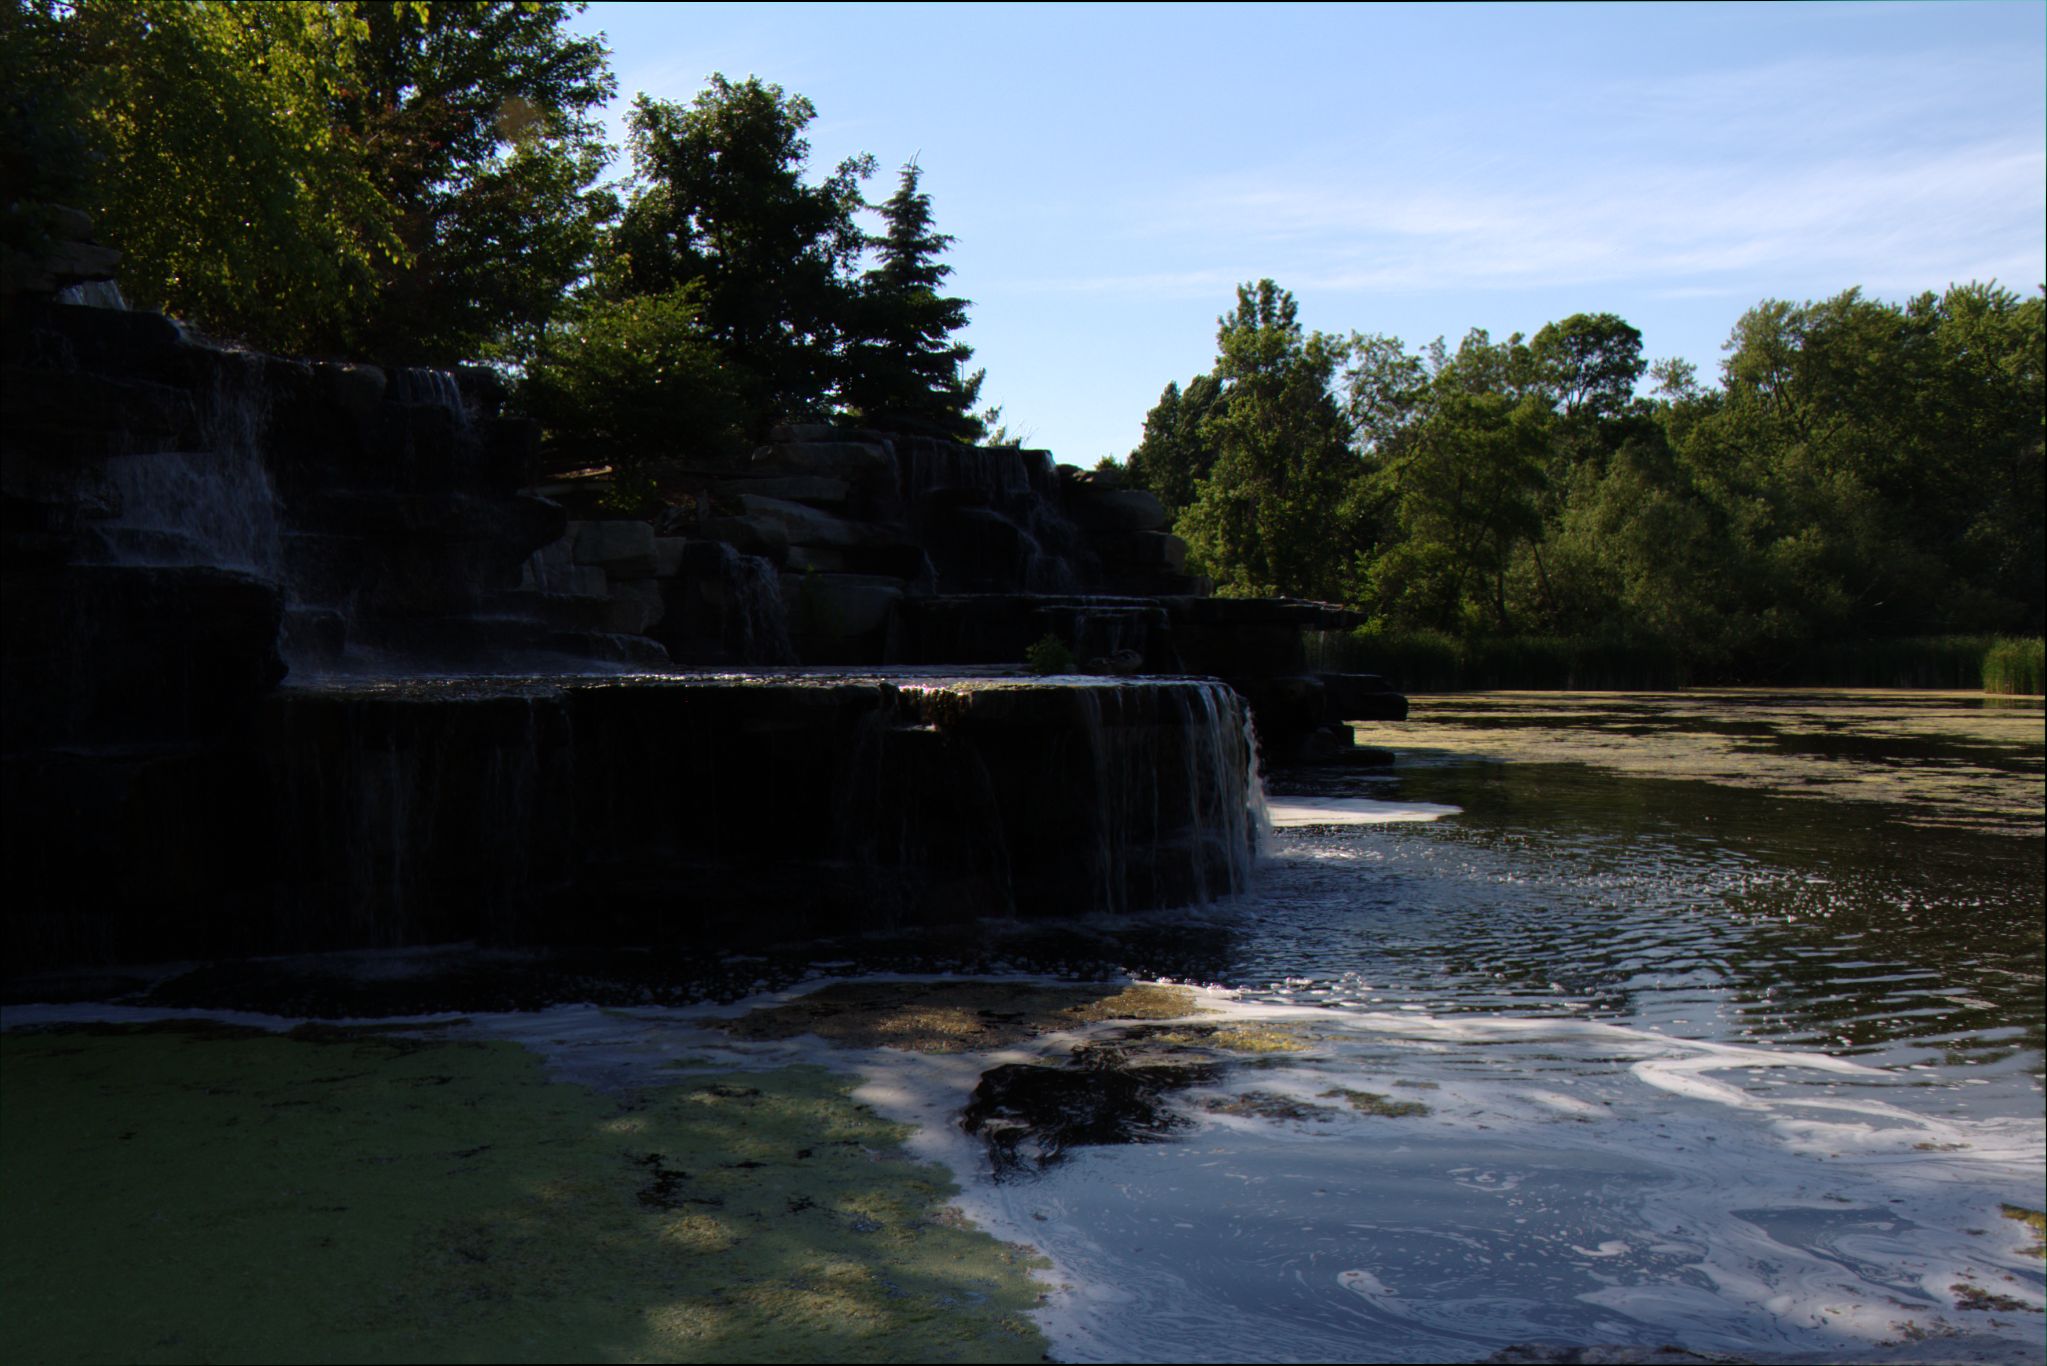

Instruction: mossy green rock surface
[1,1025,1046,1363]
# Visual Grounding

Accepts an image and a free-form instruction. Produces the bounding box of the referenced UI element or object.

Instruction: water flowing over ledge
[7,670,1264,970]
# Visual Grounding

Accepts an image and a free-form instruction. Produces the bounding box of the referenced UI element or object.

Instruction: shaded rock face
[2,675,1262,970]
[3,297,579,672]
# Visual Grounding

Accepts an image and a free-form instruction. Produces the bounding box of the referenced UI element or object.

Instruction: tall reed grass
[1982,638,2045,695]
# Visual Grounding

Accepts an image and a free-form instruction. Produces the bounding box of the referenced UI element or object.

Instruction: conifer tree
[842,161,985,442]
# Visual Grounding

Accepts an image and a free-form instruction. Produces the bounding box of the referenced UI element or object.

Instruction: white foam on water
[1267,796,1462,827]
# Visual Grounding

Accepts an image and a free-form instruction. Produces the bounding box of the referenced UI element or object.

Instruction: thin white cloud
[1026,134,2043,299]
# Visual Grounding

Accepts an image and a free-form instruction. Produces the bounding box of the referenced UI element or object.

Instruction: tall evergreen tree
[841,161,985,442]
[1127,372,1223,516]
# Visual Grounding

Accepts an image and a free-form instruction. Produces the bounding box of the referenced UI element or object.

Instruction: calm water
[10,689,2043,1362]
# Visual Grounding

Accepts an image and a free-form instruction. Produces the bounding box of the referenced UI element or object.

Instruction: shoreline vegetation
[1310,629,2046,696]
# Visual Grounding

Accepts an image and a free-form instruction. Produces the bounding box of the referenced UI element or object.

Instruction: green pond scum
[2003,1204,2047,1258]
[0,1024,1049,1364]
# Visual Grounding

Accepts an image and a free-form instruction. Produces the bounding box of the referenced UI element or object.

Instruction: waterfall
[55,280,128,310]
[387,366,470,429]
[85,352,283,580]
[727,549,797,665]
[260,685,570,948]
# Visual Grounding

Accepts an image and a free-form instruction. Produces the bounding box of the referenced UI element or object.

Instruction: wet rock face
[0,563,284,749]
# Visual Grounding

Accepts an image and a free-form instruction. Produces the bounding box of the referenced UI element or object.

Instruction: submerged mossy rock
[0,1024,1048,1364]
[718,981,1206,1053]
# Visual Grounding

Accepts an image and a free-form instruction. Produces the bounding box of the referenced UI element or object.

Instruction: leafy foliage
[20,1,614,362]
[53,1,401,354]
[521,287,746,469]
[0,1,95,260]
[1127,373,1223,517]
[1025,633,1076,675]
[337,1,618,364]
[1127,280,2044,674]
[611,75,874,433]
[1157,281,1358,600]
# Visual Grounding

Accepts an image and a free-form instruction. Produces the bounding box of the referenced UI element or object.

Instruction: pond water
[459,688,2044,1362]
[8,689,2042,1363]
[938,689,2045,1363]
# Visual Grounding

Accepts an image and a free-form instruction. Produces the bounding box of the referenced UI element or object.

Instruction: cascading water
[725,546,798,665]
[386,366,470,428]
[84,353,283,579]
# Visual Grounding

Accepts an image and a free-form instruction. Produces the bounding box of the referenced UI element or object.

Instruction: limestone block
[712,474,852,508]
[1100,531,1188,571]
[654,536,688,579]
[738,494,875,548]
[572,518,658,577]
[604,577,667,635]
[1070,488,1168,533]
[749,441,896,484]
[767,422,840,443]
[785,545,849,573]
[701,515,788,565]
[784,571,904,639]
[319,362,386,421]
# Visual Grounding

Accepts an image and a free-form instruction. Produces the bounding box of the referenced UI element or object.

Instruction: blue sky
[569,1,2046,463]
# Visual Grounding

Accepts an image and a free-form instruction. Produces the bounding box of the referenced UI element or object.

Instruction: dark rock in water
[961,1057,1219,1178]
[1320,671,1409,722]
[892,594,1173,671]
[2,224,1410,981]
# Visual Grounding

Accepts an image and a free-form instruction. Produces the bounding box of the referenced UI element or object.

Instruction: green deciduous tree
[611,74,873,434]
[19,1,615,363]
[56,1,402,354]
[338,1,617,364]
[1363,385,1550,631]
[1679,284,2044,641]
[1174,281,1358,600]
[521,285,745,470]
[1528,312,1645,421]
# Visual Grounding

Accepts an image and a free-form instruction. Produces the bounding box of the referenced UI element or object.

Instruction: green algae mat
[0,1023,1046,1364]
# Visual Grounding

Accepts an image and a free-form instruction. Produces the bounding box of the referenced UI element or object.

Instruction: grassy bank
[1308,629,2047,695]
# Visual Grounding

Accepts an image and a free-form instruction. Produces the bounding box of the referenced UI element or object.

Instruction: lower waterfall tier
[3,672,1262,969]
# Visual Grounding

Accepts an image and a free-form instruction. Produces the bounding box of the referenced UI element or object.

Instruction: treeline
[1,1,991,463]
[1126,280,2044,678]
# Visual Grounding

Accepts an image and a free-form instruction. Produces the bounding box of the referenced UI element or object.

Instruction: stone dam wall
[1,220,1395,973]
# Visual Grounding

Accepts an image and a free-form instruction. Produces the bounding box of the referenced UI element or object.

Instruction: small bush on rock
[1025,634,1075,676]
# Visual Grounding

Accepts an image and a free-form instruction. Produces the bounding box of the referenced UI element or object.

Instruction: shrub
[1024,633,1076,676]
